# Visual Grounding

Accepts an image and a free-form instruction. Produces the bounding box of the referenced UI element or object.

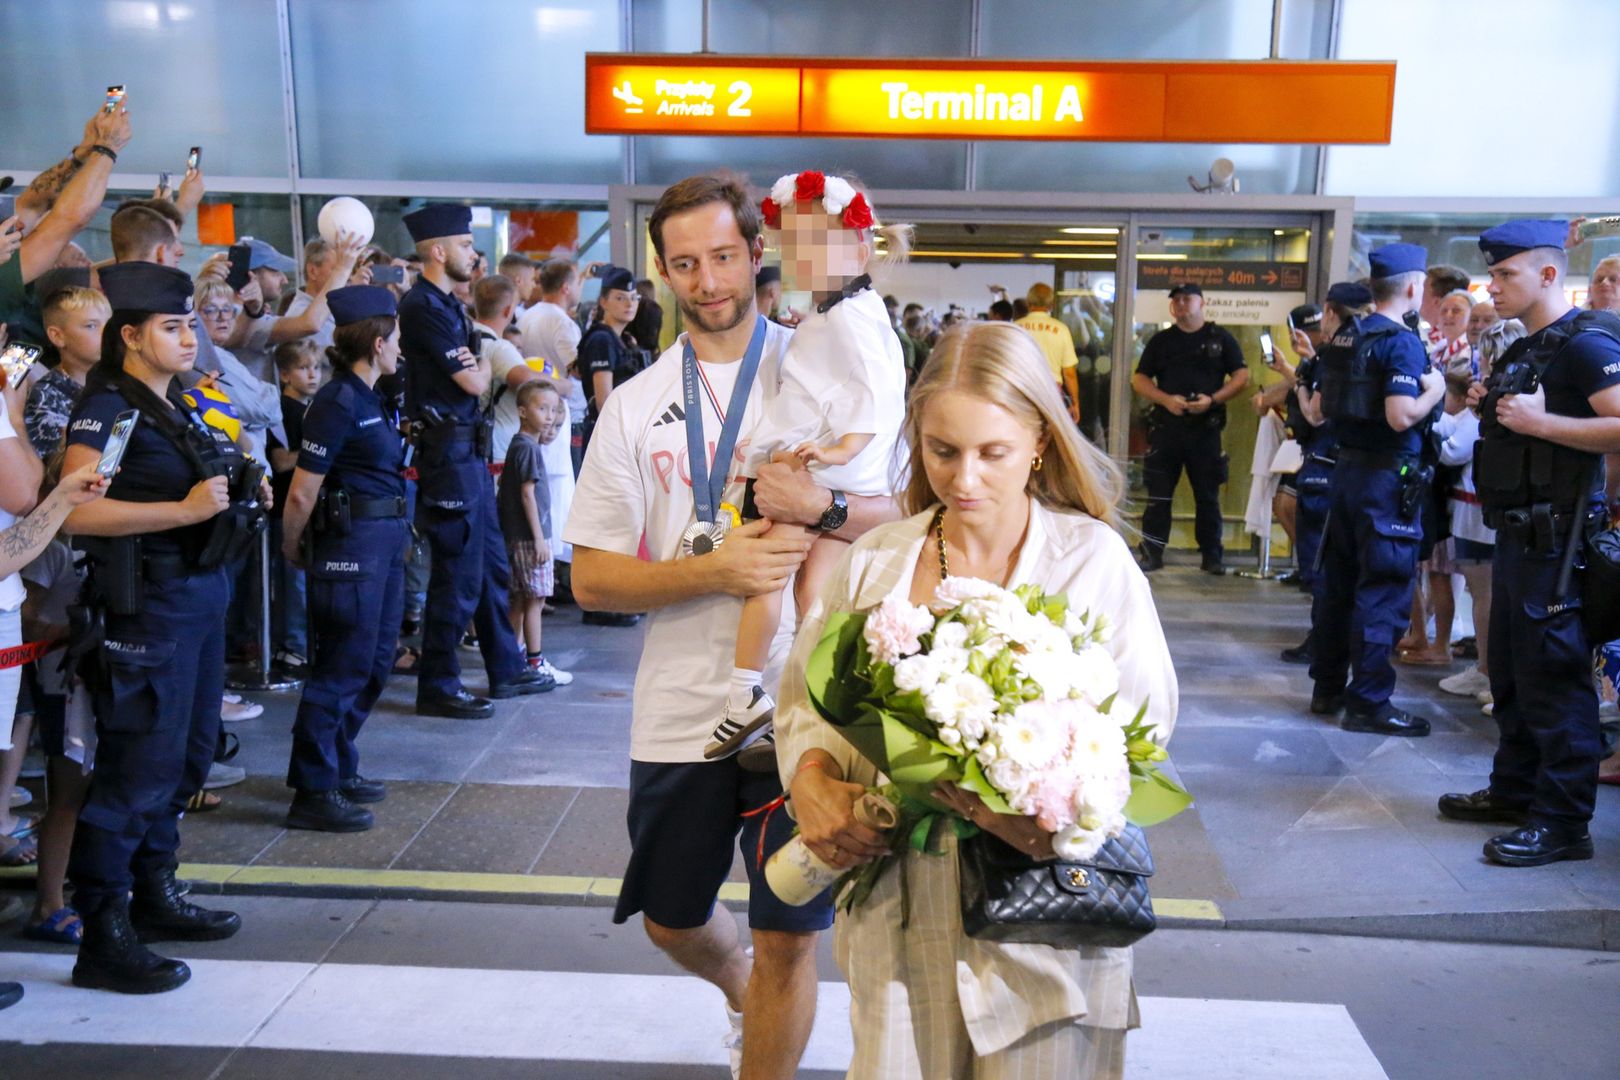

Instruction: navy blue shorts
[616,758,835,933]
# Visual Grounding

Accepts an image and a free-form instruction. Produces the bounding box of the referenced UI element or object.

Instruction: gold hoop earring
[1032,454,1044,473]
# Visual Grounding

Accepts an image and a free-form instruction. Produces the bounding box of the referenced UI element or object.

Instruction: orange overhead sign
[584,55,1396,143]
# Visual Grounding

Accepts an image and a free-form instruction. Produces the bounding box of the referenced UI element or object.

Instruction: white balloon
[317,197,374,246]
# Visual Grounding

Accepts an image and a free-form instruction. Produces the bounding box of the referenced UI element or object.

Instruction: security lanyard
[681,315,766,525]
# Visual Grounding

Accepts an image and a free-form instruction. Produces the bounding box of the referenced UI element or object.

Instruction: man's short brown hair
[109,204,179,262]
[647,171,759,263]
[473,273,518,320]
[1425,264,1470,297]
[538,258,576,296]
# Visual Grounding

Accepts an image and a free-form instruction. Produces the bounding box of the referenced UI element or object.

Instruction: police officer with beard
[399,204,551,719]
[1307,245,1446,737]
[1439,220,1620,866]
[1132,282,1249,574]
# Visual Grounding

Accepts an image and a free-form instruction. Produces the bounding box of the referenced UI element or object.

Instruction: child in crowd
[20,507,90,943]
[267,340,322,673]
[499,381,571,686]
[27,286,108,457]
[704,171,909,762]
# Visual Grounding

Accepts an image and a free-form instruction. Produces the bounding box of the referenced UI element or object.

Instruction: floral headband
[760,170,875,231]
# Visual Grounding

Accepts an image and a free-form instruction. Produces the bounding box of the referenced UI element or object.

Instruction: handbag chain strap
[933,506,951,581]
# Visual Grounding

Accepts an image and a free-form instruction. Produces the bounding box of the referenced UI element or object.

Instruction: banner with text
[584,56,1397,143]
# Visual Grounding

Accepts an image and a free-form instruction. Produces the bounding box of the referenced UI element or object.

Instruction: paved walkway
[4,561,1618,949]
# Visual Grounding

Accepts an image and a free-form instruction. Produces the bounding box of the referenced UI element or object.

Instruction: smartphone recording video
[0,342,41,388]
[1259,332,1275,360]
[97,410,140,478]
[226,244,253,292]
[104,85,126,113]
[369,265,406,286]
[188,146,201,172]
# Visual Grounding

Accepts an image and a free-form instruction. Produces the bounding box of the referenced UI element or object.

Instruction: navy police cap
[1168,282,1203,298]
[98,262,195,315]
[327,285,397,326]
[1290,302,1322,328]
[1367,243,1426,279]
[1325,281,1373,307]
[1478,219,1568,266]
[597,265,635,294]
[403,203,473,243]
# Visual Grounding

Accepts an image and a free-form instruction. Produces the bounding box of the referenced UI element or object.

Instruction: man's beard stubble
[677,288,752,335]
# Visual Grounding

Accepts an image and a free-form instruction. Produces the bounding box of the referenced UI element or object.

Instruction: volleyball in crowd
[183,383,243,443]
[317,196,375,246]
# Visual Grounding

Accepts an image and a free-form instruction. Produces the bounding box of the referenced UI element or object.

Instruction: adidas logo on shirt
[652,402,687,427]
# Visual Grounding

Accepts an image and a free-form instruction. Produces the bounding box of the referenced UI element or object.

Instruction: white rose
[938,726,962,747]
[934,621,970,650]
[893,653,943,693]
[1054,821,1107,862]
[985,756,1030,800]
[1013,649,1077,701]
[935,576,1005,609]
[1069,645,1122,707]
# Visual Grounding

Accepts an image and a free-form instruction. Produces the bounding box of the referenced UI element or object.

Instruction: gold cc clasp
[1066,867,1091,889]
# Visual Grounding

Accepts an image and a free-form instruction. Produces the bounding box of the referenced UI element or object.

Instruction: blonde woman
[777,322,1179,1079]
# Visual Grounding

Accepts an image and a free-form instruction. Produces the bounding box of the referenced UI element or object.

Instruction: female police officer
[62,262,265,994]
[279,286,408,833]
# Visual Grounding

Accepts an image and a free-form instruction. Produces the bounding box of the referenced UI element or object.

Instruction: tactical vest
[1286,356,1318,446]
[1473,309,1620,514]
[1317,317,1400,423]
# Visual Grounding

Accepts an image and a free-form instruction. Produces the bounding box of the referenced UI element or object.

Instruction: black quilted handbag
[958,823,1156,948]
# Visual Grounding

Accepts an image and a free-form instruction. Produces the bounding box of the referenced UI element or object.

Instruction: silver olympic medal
[680,518,730,557]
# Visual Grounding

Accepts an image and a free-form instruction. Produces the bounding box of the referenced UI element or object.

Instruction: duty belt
[1335,447,1416,471]
[142,552,199,582]
[351,495,408,520]
[1306,452,1338,467]
[1489,503,1584,555]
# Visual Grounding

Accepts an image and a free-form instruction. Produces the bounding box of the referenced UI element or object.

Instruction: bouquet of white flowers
[795,577,1188,910]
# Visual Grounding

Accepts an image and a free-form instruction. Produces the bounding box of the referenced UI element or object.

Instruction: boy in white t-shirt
[565,173,899,1080]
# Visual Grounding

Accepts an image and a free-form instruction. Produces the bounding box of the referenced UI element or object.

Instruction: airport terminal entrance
[610,188,1352,560]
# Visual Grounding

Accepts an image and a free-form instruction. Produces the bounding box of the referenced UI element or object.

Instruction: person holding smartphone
[58,262,268,995]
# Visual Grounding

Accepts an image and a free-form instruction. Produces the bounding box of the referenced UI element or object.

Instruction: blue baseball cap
[404,203,473,243]
[1325,281,1373,306]
[1478,219,1568,266]
[1367,243,1427,279]
[327,285,397,326]
[99,262,195,315]
[243,237,296,274]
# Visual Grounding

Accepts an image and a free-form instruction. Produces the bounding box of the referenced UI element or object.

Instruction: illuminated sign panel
[584,56,1396,144]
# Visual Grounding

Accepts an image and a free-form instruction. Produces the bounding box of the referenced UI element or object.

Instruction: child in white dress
[704,171,909,764]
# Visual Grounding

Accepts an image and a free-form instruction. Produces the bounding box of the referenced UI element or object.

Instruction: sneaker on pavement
[532,656,573,686]
[1439,666,1490,697]
[704,687,775,760]
[724,1003,744,1080]
[221,698,263,722]
[1482,700,1494,717]
[201,763,246,791]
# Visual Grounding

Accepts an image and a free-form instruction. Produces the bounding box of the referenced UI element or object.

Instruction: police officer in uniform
[1132,282,1250,573]
[1307,245,1446,737]
[1281,284,1373,664]
[280,286,410,832]
[62,262,266,993]
[399,204,551,719]
[1439,220,1620,866]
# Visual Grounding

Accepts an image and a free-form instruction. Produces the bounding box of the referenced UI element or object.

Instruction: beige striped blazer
[776,501,1179,1055]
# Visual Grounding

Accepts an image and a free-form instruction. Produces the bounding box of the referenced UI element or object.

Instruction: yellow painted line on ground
[176,864,1218,919]
[7,862,1224,921]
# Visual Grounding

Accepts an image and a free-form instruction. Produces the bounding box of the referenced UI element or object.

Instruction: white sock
[728,667,762,711]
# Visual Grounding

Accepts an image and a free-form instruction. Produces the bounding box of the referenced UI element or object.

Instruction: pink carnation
[1030,771,1082,833]
[863,596,934,666]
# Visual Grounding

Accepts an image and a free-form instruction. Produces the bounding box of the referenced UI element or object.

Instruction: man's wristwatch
[815,489,848,533]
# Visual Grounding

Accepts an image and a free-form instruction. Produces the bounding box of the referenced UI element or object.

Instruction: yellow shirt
[1015,311,1080,383]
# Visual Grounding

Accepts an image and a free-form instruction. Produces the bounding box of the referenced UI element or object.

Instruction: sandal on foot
[23,906,82,945]
[392,645,421,677]
[3,814,38,840]
[185,789,223,813]
[0,835,37,867]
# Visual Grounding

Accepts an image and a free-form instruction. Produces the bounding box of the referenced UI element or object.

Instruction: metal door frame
[609,185,1354,461]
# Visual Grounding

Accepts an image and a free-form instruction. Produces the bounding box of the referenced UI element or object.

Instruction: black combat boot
[286,788,375,832]
[130,866,242,942]
[73,896,191,994]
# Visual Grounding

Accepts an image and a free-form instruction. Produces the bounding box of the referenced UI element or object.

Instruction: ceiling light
[1039,239,1116,247]
[1059,227,1120,235]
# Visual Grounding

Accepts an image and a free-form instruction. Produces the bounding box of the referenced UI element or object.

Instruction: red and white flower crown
[760,170,875,231]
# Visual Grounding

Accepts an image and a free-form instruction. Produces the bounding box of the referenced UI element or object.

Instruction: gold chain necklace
[933,506,951,580]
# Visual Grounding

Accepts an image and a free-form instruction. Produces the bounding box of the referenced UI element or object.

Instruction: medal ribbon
[682,316,766,526]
